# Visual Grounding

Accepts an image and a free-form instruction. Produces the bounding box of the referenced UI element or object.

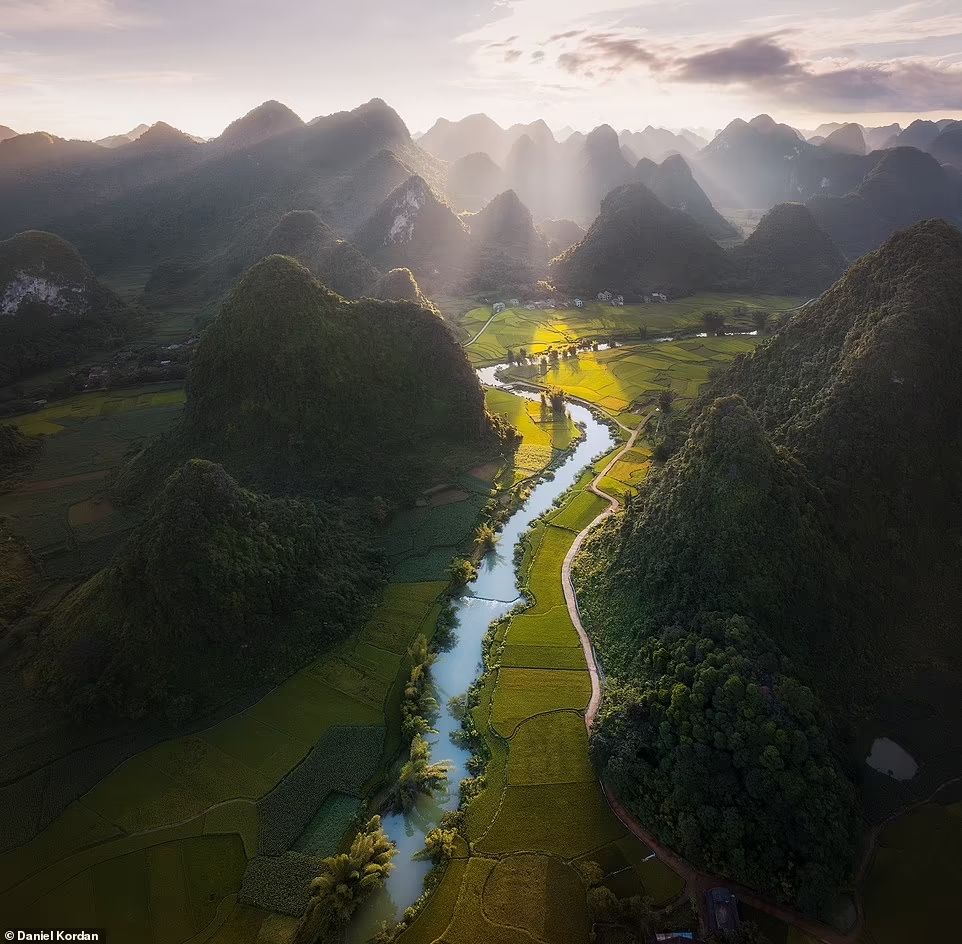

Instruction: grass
[860,800,962,944]
[547,490,608,533]
[484,387,580,484]
[597,444,652,500]
[0,384,186,578]
[456,293,800,365]
[10,385,186,437]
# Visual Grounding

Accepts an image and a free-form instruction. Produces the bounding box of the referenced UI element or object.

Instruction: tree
[518,347,528,362]
[751,310,770,333]
[579,860,654,943]
[548,387,566,413]
[658,388,675,413]
[506,348,515,365]
[449,557,477,586]
[394,735,451,809]
[475,523,498,550]
[703,310,726,335]
[293,816,396,944]
[416,826,458,863]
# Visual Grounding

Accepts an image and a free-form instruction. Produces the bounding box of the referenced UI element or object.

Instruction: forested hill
[549,182,732,296]
[0,230,132,384]
[708,218,962,708]
[726,202,846,295]
[575,397,858,914]
[128,254,498,497]
[31,255,504,724]
[574,220,962,915]
[31,459,385,722]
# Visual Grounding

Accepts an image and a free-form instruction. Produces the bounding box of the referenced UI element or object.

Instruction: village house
[492,302,506,314]
[597,290,613,302]
[613,294,625,306]
[574,298,584,308]
[509,298,520,306]
[652,292,668,303]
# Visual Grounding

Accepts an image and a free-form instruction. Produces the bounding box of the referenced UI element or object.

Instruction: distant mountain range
[1,98,960,329]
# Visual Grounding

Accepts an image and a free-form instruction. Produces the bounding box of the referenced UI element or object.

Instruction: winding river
[349,366,615,940]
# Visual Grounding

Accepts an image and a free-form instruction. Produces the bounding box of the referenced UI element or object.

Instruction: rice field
[457,293,800,365]
[505,336,758,422]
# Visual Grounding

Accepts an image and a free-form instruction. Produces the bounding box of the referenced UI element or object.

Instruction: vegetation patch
[455,294,797,366]
[474,781,624,858]
[861,801,962,944]
[507,712,595,785]
[481,853,589,944]
[489,668,592,738]
[256,724,384,856]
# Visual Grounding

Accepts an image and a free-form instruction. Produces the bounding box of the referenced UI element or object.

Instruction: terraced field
[457,294,799,365]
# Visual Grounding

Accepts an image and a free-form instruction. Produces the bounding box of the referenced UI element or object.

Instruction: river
[348,366,615,940]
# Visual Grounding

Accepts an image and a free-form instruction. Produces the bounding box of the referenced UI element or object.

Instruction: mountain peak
[217,99,304,148]
[126,121,198,150]
[749,114,778,132]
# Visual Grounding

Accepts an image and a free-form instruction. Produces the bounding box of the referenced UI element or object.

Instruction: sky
[1,0,961,140]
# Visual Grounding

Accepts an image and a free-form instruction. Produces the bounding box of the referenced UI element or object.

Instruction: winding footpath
[559,414,865,944]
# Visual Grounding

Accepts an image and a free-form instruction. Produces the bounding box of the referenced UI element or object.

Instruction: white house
[597,290,613,302]
[493,302,506,314]
[525,303,536,310]
[613,295,625,306]
[509,298,520,307]
[652,292,668,303]
[574,298,584,308]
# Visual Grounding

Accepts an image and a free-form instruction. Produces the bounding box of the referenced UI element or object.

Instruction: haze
[3,0,962,140]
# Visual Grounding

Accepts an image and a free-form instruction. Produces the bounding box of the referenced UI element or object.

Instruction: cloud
[674,34,801,83]
[504,48,523,63]
[549,28,962,112]
[531,50,545,62]
[0,0,151,32]
[546,30,584,43]
[782,60,962,110]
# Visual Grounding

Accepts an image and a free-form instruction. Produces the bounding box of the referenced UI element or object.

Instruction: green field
[455,293,800,365]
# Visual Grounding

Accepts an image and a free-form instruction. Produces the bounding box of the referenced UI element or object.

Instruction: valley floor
[2,301,956,944]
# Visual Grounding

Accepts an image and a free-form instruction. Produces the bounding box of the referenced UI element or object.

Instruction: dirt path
[560,416,863,944]
[465,309,503,346]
